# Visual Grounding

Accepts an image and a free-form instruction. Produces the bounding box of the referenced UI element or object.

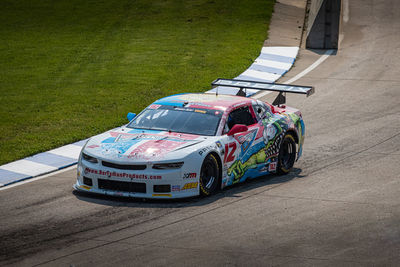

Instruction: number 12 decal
[224,142,237,163]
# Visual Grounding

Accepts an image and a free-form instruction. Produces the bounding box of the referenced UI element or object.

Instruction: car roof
[153,93,253,111]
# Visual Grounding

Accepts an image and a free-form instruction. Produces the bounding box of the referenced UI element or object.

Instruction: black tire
[199,154,220,196]
[277,134,296,175]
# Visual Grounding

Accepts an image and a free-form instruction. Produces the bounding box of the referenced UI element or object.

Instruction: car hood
[83,127,207,162]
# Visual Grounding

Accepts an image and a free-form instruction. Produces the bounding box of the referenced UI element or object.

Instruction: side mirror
[127,112,136,121]
[227,124,248,136]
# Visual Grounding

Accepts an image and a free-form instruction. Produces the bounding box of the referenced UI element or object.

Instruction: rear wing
[211,78,314,105]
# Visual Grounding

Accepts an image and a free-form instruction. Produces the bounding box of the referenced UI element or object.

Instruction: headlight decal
[152,162,184,169]
[82,153,98,163]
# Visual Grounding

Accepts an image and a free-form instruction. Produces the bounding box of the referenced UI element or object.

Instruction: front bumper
[74,161,200,199]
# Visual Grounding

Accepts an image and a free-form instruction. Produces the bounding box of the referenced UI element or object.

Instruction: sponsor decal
[84,167,162,180]
[171,185,181,191]
[194,109,207,114]
[181,182,198,190]
[187,102,212,108]
[198,145,214,156]
[177,94,235,103]
[216,141,225,155]
[175,107,194,112]
[268,162,277,172]
[152,193,172,197]
[183,173,197,179]
[87,145,99,149]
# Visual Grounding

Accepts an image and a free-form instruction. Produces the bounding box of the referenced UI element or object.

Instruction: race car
[74,79,314,198]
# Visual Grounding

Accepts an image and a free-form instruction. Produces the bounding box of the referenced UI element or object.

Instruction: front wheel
[199,154,220,196]
[277,134,296,175]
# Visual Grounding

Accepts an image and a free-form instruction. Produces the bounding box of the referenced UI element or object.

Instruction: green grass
[0,0,274,165]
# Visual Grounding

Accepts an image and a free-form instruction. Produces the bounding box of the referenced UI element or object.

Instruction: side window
[224,106,257,133]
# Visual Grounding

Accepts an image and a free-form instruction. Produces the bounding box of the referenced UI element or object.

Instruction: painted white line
[0,165,77,191]
[261,46,299,58]
[1,159,57,176]
[285,49,334,84]
[48,144,82,159]
[254,49,334,99]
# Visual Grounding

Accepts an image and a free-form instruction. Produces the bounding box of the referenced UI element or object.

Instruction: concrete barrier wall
[307,0,325,35]
[306,0,341,49]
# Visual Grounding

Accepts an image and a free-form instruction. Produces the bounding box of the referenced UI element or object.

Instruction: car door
[222,104,262,184]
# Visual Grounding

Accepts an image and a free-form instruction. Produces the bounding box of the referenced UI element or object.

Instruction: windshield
[127,105,223,136]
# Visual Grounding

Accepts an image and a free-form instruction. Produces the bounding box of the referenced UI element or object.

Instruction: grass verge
[0,0,274,165]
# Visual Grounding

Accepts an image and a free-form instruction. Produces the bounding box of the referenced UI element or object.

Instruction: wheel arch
[285,129,299,144]
[208,151,223,189]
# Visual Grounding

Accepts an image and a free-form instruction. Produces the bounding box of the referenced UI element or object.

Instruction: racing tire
[199,154,220,196]
[277,134,296,175]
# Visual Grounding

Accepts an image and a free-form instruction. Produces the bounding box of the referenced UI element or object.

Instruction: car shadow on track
[72,167,306,208]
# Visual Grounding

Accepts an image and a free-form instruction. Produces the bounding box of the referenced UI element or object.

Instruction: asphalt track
[1,0,400,266]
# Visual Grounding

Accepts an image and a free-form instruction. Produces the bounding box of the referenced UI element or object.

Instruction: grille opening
[153,184,171,193]
[102,161,146,170]
[98,179,146,193]
[83,177,93,186]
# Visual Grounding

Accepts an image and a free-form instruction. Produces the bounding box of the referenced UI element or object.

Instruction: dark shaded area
[306,0,341,49]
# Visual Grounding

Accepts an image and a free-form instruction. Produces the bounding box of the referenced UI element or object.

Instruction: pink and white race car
[74,79,313,198]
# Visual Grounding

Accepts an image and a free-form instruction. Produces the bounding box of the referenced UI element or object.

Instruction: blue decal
[101,137,116,143]
[101,141,140,157]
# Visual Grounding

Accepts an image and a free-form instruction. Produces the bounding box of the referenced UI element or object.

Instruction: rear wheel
[277,134,296,175]
[199,154,220,196]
